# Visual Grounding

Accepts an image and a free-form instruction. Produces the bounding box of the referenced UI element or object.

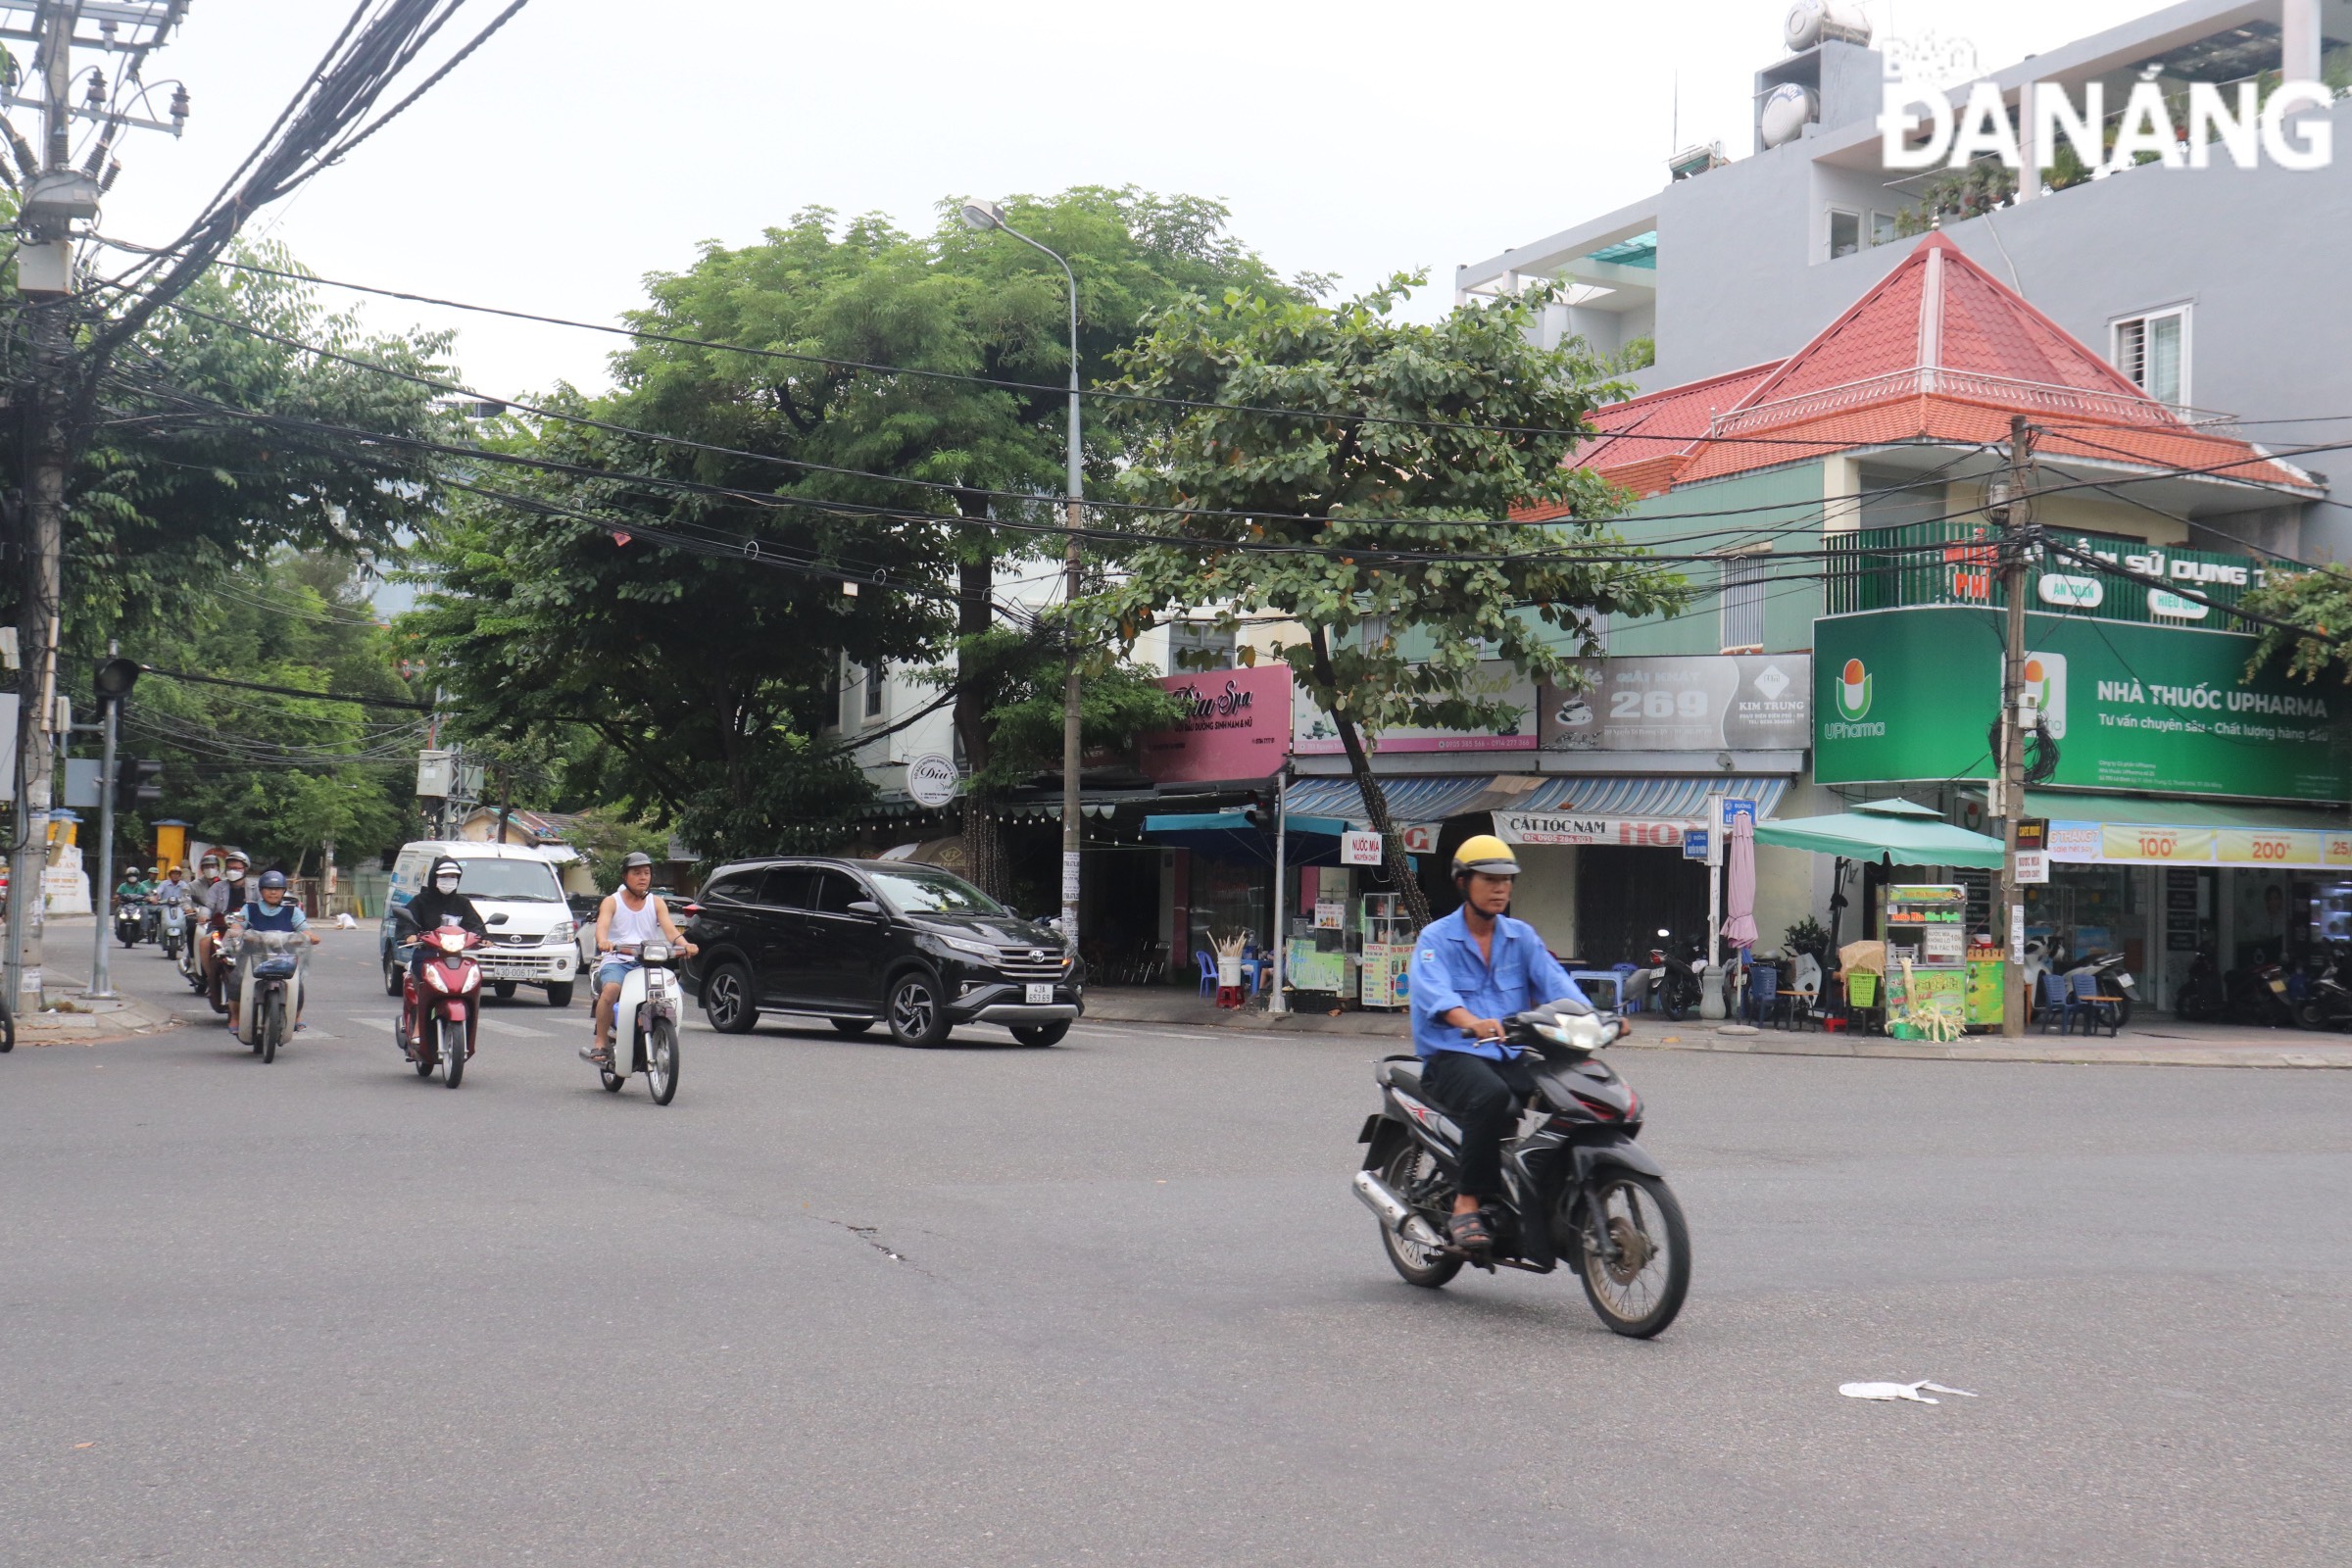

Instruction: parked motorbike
[2226,958,2296,1027]
[1646,929,1706,1021]
[398,919,482,1088]
[2058,949,2137,1029]
[1351,997,1690,1338]
[2172,947,2225,1021]
[2294,950,2352,1032]
[229,929,304,1064]
[595,940,682,1104]
[112,896,143,950]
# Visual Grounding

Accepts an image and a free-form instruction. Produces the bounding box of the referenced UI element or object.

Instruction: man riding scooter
[197,850,249,1004]
[226,870,321,1035]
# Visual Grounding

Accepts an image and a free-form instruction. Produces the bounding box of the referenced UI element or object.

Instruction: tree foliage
[116,553,423,871]
[2241,566,2352,684]
[1090,274,1689,923]
[410,189,1294,873]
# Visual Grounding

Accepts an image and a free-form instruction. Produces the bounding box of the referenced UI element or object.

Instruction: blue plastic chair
[2034,971,2071,1033]
[1572,969,1622,1011]
[2068,968,2121,1036]
[1195,950,1216,998]
[1746,963,1781,1026]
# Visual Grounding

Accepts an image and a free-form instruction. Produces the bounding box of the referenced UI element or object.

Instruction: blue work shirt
[238,898,308,934]
[1407,906,1585,1060]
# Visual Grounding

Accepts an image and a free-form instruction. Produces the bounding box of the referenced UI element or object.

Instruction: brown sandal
[1447,1208,1495,1251]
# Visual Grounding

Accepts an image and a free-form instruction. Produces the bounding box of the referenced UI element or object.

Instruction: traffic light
[93,657,140,709]
[115,757,162,814]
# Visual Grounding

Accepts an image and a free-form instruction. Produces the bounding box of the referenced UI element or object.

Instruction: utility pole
[2,1,187,1014]
[1994,414,2035,1039]
[958,198,1085,956]
[87,649,134,1000]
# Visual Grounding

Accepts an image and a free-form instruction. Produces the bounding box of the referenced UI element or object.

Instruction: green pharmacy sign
[1814,609,2347,803]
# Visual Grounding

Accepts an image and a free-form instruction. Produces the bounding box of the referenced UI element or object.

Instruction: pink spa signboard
[1137,666,1295,783]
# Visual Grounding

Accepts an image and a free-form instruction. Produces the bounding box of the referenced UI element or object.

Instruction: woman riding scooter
[397,858,489,1054]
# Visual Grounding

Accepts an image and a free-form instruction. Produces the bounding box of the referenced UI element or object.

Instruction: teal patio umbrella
[1751,798,2006,869]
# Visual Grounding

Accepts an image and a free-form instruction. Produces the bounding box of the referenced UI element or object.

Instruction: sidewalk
[1079,987,2352,1068]
[3,914,185,1046]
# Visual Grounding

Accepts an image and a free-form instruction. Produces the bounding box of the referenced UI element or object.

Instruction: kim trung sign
[1541,655,1811,754]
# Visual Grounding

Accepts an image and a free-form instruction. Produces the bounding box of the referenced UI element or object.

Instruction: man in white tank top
[585,852,697,1065]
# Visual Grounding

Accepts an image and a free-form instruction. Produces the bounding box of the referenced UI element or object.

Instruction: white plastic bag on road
[1839,1380,1978,1403]
[334,912,358,929]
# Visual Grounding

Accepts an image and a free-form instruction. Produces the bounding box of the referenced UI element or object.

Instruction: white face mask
[435,874,461,892]
[226,867,245,883]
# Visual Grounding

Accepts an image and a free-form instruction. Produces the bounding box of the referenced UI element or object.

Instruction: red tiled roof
[1573,232,2316,499]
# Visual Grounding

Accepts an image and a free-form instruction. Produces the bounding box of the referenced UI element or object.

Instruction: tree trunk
[1306,626,1432,930]
[953,528,1007,899]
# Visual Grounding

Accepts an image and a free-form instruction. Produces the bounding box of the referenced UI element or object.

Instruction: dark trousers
[1421,1050,1536,1203]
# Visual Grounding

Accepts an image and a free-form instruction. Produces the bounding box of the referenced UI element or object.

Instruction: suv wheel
[886,970,951,1049]
[1010,1021,1069,1048]
[702,959,758,1035]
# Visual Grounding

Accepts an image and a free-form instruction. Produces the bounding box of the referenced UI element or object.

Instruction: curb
[1077,997,2352,1068]
[12,991,183,1047]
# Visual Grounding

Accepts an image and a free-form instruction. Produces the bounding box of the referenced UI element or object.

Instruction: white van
[378,841,580,1005]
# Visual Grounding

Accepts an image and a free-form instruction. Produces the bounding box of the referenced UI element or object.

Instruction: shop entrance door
[1575,847,1709,967]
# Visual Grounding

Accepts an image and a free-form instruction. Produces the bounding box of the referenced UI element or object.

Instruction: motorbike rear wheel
[440,1018,466,1089]
[646,1017,679,1105]
[1661,973,1695,1022]
[208,961,228,1015]
[1572,1171,1690,1339]
[1376,1142,1463,1289]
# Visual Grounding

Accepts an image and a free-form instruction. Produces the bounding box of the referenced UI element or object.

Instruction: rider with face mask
[399,858,488,1049]
[197,850,250,992]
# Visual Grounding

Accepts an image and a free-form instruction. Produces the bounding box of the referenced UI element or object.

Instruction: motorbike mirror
[847,899,883,916]
[392,906,419,933]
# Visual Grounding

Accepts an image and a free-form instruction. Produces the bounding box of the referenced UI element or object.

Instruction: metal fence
[1825,521,2267,626]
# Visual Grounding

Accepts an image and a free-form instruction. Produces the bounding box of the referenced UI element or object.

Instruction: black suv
[679,858,1083,1047]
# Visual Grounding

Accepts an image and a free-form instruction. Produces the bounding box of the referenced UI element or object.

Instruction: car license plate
[1025,983,1054,1004]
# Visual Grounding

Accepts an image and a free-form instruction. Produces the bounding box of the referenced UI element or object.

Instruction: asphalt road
[5,926,2350,1567]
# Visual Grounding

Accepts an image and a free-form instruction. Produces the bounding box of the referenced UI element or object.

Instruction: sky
[80,0,2159,401]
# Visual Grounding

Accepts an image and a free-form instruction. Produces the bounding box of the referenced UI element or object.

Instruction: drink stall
[1882,883,1967,1031]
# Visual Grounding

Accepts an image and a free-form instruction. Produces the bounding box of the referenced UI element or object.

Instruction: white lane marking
[482,1019,550,1038]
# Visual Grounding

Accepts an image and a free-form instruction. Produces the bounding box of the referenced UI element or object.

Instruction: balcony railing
[1825,521,2273,626]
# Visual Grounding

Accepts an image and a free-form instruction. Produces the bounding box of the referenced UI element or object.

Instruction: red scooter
[400,920,484,1088]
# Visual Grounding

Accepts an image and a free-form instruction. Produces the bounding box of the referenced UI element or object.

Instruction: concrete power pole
[1994,414,2035,1039]
[2,1,186,1016]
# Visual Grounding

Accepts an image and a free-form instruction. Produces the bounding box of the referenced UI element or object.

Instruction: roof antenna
[1671,71,1680,154]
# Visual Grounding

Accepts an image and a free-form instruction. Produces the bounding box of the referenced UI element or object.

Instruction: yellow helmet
[1451,834,1519,878]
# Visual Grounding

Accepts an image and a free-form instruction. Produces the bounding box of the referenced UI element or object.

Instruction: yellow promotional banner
[2328,834,2352,868]
[2215,829,2324,867]
[2101,824,2215,863]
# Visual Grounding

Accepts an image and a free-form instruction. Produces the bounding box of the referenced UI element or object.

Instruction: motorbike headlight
[642,942,671,964]
[1534,1022,1570,1045]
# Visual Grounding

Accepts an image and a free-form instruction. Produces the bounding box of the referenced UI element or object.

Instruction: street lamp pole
[961,200,1085,956]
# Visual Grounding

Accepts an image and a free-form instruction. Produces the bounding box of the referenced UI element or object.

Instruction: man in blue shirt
[1406,834,1587,1252]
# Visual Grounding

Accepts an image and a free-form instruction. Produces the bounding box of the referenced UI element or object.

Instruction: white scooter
[595,940,681,1104]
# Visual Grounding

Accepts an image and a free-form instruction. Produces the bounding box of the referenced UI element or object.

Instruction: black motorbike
[2295,950,2352,1032]
[2226,957,2295,1027]
[1352,997,1691,1338]
[2172,948,2226,1021]
[1645,929,1707,1021]
[112,896,143,949]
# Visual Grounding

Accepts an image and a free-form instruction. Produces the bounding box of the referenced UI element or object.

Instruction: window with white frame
[2113,307,2189,406]
[1168,619,1237,670]
[1869,211,1899,247]
[1720,555,1768,653]
[861,661,886,720]
[1827,208,1861,259]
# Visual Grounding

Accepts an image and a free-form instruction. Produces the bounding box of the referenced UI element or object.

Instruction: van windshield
[439,859,563,902]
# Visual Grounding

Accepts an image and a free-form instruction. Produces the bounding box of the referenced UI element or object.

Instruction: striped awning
[1284,773,1788,826]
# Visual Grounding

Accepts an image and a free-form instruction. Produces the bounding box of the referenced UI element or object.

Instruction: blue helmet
[258,870,289,892]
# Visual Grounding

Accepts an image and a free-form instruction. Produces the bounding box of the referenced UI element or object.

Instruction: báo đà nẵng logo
[1825,658,1884,738]
[1883,76,2336,175]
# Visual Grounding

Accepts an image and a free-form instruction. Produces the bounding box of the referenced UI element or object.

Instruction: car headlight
[549,919,574,944]
[935,933,1002,963]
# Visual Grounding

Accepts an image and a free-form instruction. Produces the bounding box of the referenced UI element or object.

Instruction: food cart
[1883,883,1968,1029]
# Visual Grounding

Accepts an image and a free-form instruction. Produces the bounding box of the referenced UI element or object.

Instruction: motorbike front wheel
[1572,1171,1690,1339]
[645,1017,679,1105]
[1660,974,1695,1022]
[440,1018,466,1089]
[1376,1141,1463,1289]
[259,992,282,1064]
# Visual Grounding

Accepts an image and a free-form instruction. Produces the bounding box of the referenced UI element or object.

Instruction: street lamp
[962,198,1086,957]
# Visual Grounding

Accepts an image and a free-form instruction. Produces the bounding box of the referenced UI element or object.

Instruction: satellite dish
[1785,0,1872,52]
[1759,82,1818,148]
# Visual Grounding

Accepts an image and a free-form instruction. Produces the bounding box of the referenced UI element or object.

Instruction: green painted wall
[1603,464,1826,657]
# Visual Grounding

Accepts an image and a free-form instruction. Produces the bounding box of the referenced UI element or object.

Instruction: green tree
[413,189,1295,880]
[115,552,423,871]
[1090,275,1688,926]
[2241,566,2352,684]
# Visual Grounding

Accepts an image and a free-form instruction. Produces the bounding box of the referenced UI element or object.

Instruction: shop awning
[1752,798,2007,868]
[1140,809,1348,867]
[2029,792,2352,869]
[1282,773,1788,826]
